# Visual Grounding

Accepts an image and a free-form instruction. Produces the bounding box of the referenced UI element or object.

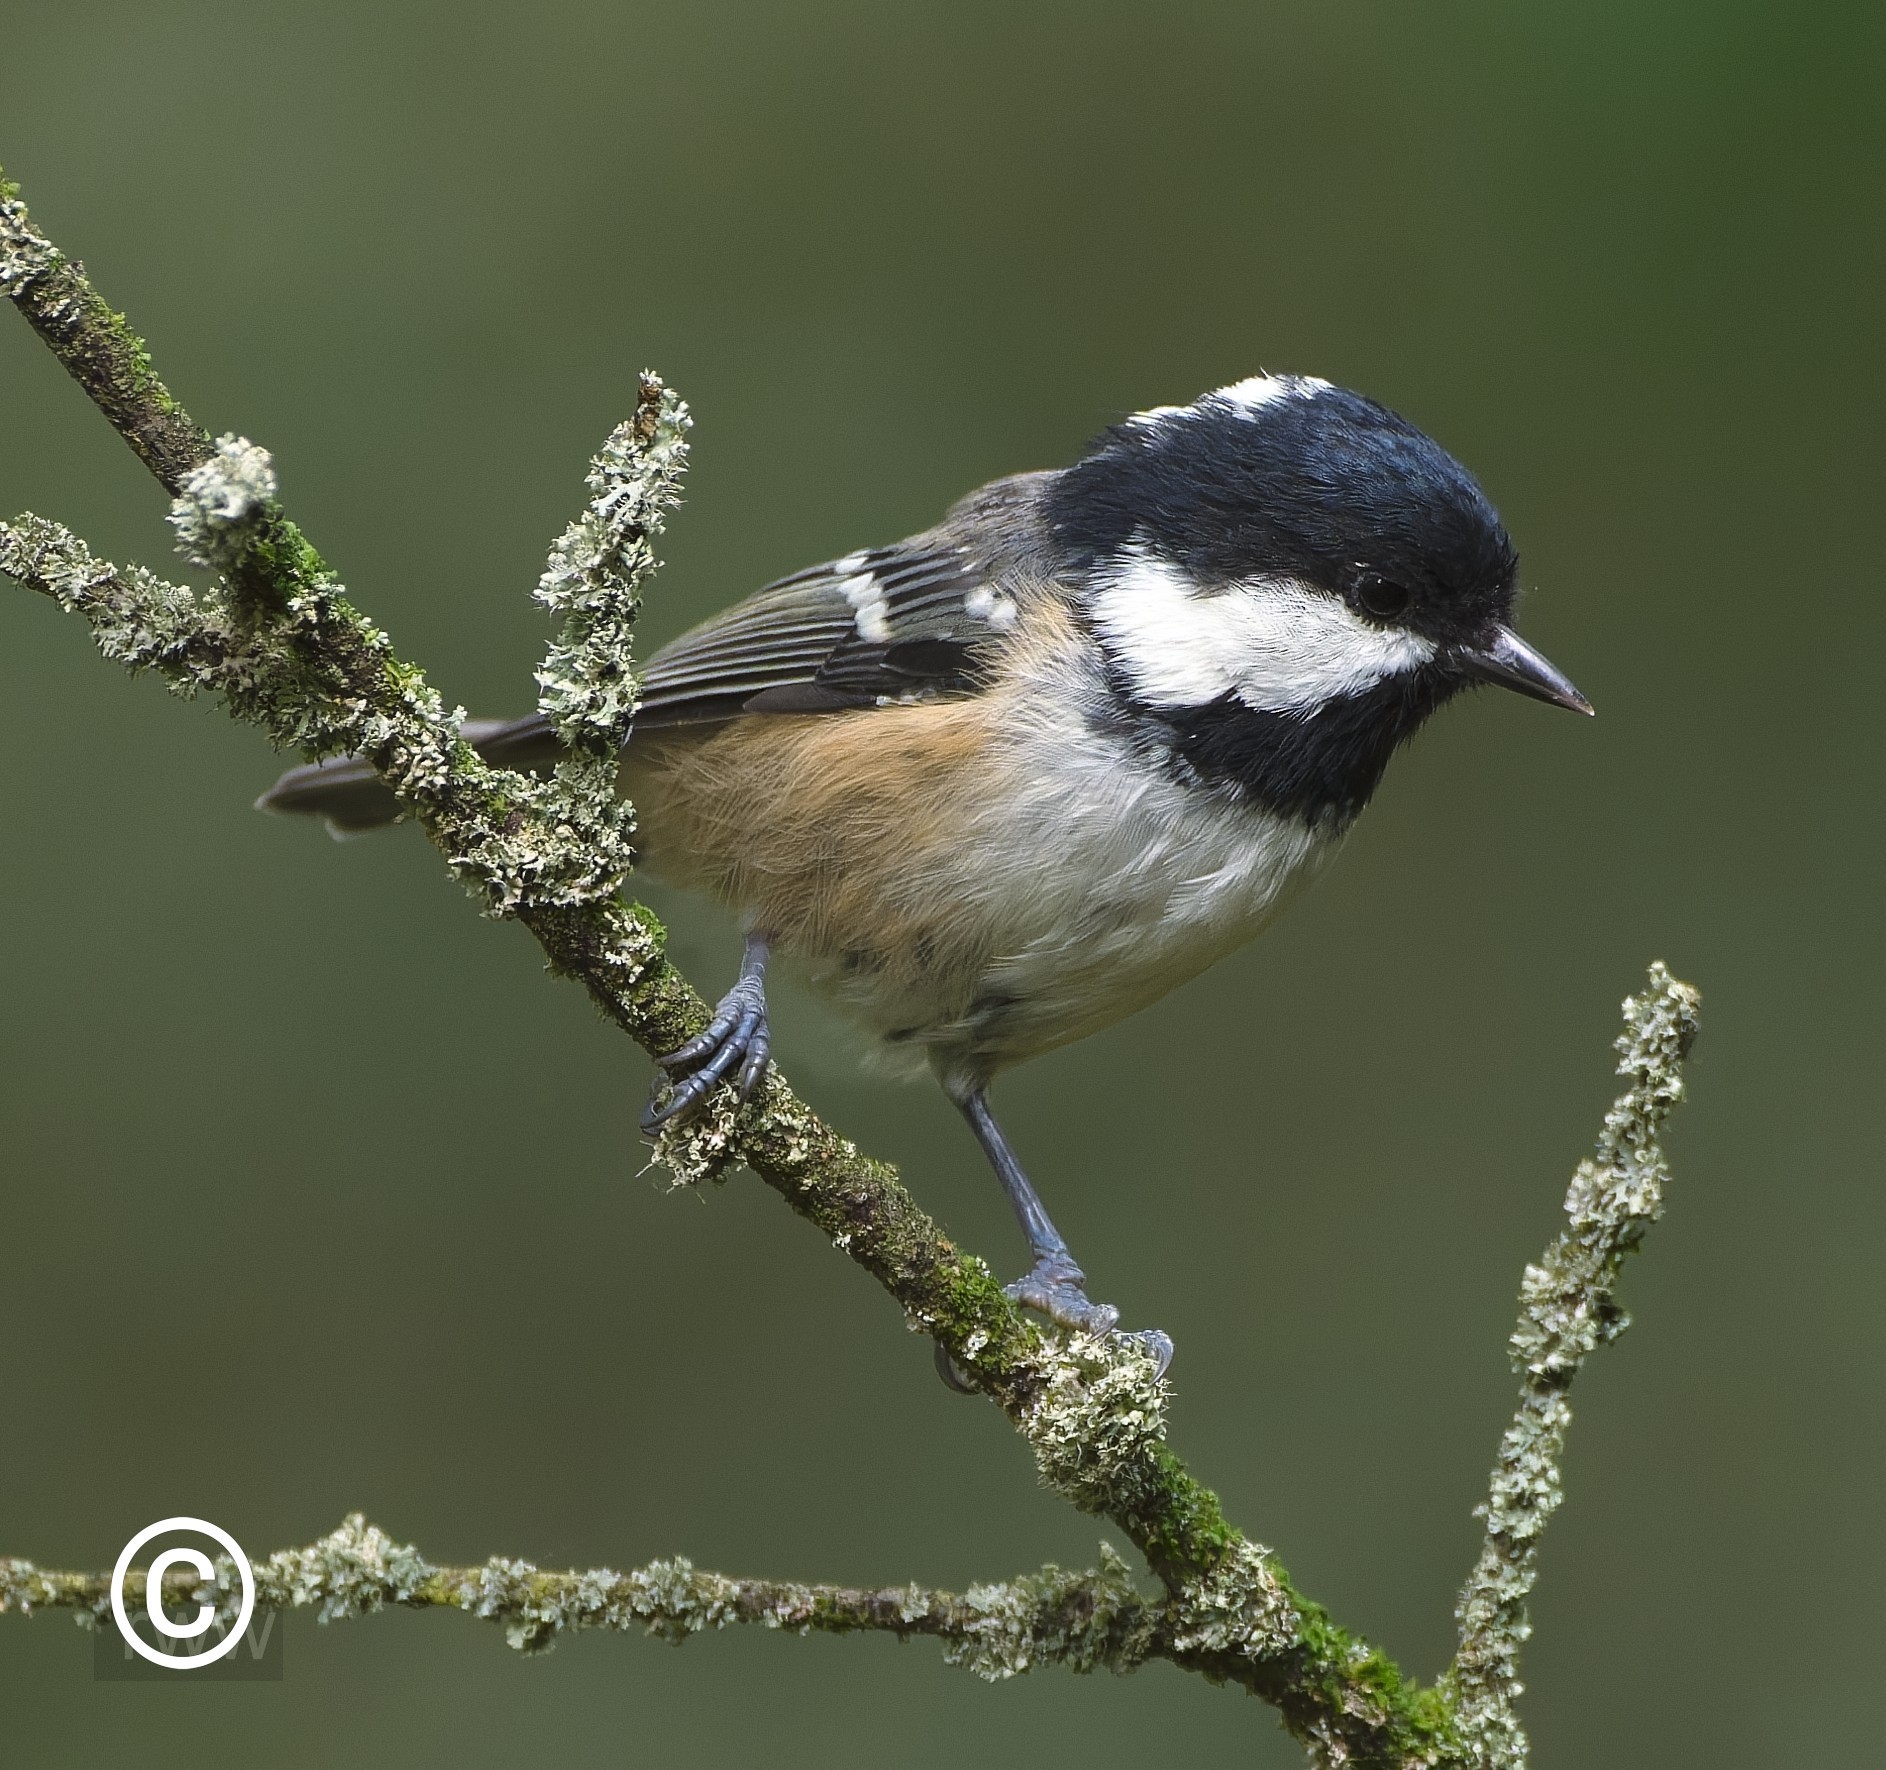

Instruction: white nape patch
[1123,401,1191,430]
[1212,372,1332,415]
[1122,373,1331,432]
[1090,548,1434,716]
[836,570,892,644]
[963,585,1019,630]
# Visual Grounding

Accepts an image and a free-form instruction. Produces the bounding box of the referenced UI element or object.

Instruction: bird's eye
[1355,576,1412,621]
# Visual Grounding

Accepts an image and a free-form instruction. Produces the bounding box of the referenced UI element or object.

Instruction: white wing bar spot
[836,571,893,644]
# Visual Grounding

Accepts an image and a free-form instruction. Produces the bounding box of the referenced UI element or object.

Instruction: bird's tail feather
[254,712,566,837]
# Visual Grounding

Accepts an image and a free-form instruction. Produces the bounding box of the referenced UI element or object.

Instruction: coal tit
[261,374,1591,1376]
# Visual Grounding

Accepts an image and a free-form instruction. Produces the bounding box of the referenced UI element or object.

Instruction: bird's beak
[1454,625,1593,715]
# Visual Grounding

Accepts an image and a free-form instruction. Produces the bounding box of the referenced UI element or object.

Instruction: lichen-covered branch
[0,180,208,491]
[1445,964,1702,1767]
[0,1514,1156,1677]
[534,377,683,757]
[1,172,1702,1768]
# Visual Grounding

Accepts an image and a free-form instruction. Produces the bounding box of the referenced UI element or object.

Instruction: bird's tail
[254,713,567,837]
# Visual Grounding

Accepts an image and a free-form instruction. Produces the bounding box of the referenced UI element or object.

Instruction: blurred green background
[1,2,1879,1764]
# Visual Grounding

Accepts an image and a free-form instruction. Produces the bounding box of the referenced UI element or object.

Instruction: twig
[1448,964,1702,1767]
[0,1514,1157,1677]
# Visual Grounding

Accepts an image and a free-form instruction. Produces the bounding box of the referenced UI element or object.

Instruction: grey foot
[642,977,771,1132]
[1006,1254,1120,1335]
[934,1258,1174,1391]
[1008,1260,1174,1376]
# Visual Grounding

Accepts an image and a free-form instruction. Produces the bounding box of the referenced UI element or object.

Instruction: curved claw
[735,1021,771,1103]
[1122,1327,1175,1380]
[641,1071,715,1133]
[644,977,772,1133]
[643,1019,752,1129]
[933,1339,978,1393]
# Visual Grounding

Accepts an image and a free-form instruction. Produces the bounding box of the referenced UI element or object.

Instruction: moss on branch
[0,173,209,491]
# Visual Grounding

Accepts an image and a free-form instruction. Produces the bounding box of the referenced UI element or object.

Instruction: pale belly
[628,669,1340,1086]
[856,743,1341,1080]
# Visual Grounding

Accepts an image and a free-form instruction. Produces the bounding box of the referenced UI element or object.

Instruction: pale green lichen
[1163,1537,1300,1665]
[648,1085,743,1185]
[256,1513,432,1621]
[525,374,688,928]
[166,434,278,571]
[534,372,690,754]
[0,515,223,690]
[403,1543,749,1655]
[939,1542,1152,1679]
[1018,1332,1170,1514]
[0,1558,56,1618]
[432,752,639,919]
[0,182,57,298]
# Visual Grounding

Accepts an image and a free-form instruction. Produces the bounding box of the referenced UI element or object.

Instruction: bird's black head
[1044,375,1589,823]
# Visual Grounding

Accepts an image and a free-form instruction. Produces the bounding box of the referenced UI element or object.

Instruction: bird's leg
[642,931,773,1131]
[938,1084,1173,1387]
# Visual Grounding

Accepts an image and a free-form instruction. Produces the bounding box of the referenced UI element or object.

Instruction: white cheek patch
[1089,551,1435,716]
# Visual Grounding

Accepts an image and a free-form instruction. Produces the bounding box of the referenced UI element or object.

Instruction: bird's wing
[633,537,1024,728]
[254,486,1053,828]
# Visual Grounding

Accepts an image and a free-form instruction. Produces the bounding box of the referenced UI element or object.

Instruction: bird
[258,373,1591,1381]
